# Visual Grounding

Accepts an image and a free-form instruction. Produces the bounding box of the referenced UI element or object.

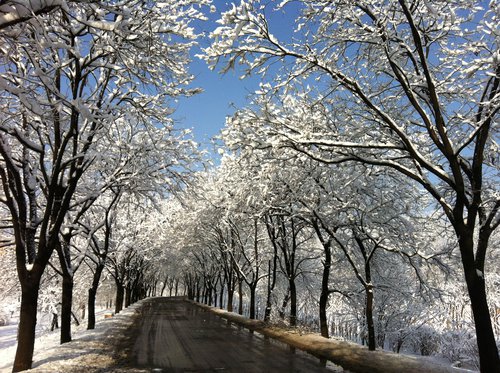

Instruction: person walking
[50,302,60,331]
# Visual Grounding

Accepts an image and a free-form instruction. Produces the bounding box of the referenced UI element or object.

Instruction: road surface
[129,297,339,372]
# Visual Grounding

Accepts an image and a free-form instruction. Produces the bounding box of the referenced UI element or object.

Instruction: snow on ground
[194,301,478,373]
[0,302,144,373]
[0,299,480,373]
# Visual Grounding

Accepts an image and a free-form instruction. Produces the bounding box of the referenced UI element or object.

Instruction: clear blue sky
[174,0,491,153]
[174,1,300,149]
[173,50,260,145]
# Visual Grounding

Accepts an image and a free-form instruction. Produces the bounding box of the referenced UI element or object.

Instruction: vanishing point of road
[128,297,340,372]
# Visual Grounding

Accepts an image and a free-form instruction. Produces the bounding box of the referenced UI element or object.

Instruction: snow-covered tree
[202,1,500,370]
[0,0,88,30]
[0,1,208,370]
[80,188,121,330]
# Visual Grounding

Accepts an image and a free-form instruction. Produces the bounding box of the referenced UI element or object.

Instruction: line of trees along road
[167,151,498,371]
[196,1,500,372]
[0,1,498,373]
[0,1,208,371]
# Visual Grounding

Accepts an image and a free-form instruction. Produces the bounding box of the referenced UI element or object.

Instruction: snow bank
[191,301,474,373]
[1,299,476,373]
[0,302,144,373]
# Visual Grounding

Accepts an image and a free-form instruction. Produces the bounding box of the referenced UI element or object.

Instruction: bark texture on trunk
[459,231,500,372]
[289,280,297,327]
[87,263,104,330]
[125,285,131,308]
[13,280,40,372]
[319,287,329,338]
[115,283,124,314]
[238,280,243,315]
[318,234,332,338]
[227,288,234,313]
[249,284,256,319]
[87,288,96,330]
[365,284,376,351]
[60,274,73,343]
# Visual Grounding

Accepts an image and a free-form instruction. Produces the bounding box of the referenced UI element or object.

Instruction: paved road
[130,297,339,372]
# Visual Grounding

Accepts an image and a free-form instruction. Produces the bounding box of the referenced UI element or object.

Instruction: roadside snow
[0,299,479,373]
[192,301,477,373]
[0,303,143,373]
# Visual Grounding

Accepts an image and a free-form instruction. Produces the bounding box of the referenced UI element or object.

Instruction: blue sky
[174,1,300,149]
[173,50,260,146]
[174,0,492,154]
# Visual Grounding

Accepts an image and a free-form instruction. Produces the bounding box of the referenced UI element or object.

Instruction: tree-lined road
[129,297,338,372]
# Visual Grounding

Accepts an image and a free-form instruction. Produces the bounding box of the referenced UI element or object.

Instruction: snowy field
[0,302,143,373]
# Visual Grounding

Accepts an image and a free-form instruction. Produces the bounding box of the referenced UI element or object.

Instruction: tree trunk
[319,239,332,338]
[238,279,243,315]
[53,234,74,344]
[186,276,194,299]
[249,283,256,319]
[264,217,279,322]
[152,280,157,297]
[396,338,403,353]
[88,288,96,330]
[60,274,73,343]
[377,318,386,349]
[219,282,224,309]
[125,284,131,307]
[319,287,329,338]
[115,282,124,314]
[459,231,500,372]
[227,287,234,313]
[366,284,376,351]
[279,287,290,320]
[195,281,201,302]
[161,276,168,296]
[204,283,209,304]
[265,261,272,322]
[13,278,40,372]
[87,263,104,329]
[289,279,297,326]
[264,254,277,322]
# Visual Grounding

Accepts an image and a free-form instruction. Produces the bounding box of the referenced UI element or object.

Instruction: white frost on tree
[201,1,499,371]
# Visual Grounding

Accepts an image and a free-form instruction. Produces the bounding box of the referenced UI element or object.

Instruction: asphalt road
[130,297,339,372]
